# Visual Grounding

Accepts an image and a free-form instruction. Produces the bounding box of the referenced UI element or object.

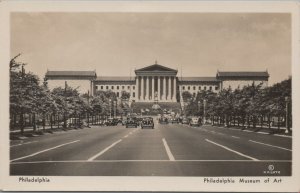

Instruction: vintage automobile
[189,117,201,127]
[169,118,179,124]
[181,117,190,125]
[105,118,118,126]
[159,117,169,124]
[141,117,154,129]
[126,117,138,128]
[121,117,127,126]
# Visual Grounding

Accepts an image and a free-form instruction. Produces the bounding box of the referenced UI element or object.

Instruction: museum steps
[131,102,181,115]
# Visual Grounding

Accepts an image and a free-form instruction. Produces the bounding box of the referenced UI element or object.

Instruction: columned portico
[135,63,178,102]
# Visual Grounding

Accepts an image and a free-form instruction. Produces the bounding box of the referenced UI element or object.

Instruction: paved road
[10,122,292,176]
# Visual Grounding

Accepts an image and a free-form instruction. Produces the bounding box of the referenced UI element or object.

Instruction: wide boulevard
[10,122,292,176]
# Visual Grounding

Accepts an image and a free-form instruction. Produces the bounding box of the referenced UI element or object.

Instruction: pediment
[135,64,177,72]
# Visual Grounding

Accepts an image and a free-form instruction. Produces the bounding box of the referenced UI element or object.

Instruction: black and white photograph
[1,1,299,192]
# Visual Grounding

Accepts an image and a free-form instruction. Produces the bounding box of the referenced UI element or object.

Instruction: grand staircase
[131,102,181,115]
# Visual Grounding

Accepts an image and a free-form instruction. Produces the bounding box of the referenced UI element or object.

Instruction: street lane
[98,127,169,160]
[159,124,251,160]
[202,125,292,149]
[10,126,134,161]
[10,123,292,176]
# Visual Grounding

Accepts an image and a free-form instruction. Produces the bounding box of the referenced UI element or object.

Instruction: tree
[121,91,130,100]
[182,91,192,102]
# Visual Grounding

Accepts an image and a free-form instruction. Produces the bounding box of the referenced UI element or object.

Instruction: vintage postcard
[0,0,299,192]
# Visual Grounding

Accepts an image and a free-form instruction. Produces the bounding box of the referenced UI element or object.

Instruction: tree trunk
[50,114,53,129]
[20,111,24,134]
[33,113,36,131]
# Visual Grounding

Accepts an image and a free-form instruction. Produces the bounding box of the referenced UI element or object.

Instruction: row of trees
[183,78,292,133]
[10,55,130,134]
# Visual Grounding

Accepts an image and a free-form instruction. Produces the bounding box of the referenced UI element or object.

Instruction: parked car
[126,117,138,128]
[141,117,154,129]
[181,117,189,125]
[159,117,169,124]
[105,118,118,126]
[189,117,201,127]
[169,118,179,124]
[122,118,127,126]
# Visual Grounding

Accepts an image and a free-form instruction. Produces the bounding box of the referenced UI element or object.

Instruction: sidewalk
[209,124,292,137]
[10,124,96,140]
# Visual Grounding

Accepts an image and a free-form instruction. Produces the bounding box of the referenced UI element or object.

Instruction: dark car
[105,118,118,126]
[159,117,169,124]
[169,118,179,124]
[141,117,154,129]
[126,117,138,128]
[181,117,189,124]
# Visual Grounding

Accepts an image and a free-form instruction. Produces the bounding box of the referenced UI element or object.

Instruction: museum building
[45,63,269,103]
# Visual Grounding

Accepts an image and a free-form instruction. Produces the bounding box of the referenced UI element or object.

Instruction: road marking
[11,140,80,162]
[11,141,38,147]
[162,138,175,161]
[215,132,225,135]
[87,139,122,161]
[249,140,292,151]
[10,159,291,164]
[205,139,259,161]
[231,135,240,139]
[257,132,268,135]
[274,134,292,138]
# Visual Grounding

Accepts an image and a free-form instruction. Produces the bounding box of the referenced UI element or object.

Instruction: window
[122,86,125,89]
[188,86,190,90]
[112,86,114,89]
[117,86,119,90]
[106,86,108,89]
[133,92,135,97]
[193,86,196,90]
[204,86,207,90]
[199,86,201,90]
[128,86,130,89]
[209,86,212,90]
[117,92,119,97]
[133,86,135,90]
[215,86,219,90]
[101,86,103,89]
[182,86,185,90]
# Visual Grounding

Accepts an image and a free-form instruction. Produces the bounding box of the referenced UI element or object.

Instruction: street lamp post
[285,96,291,133]
[198,101,201,116]
[109,99,112,118]
[114,100,117,118]
[203,99,207,124]
[87,91,90,127]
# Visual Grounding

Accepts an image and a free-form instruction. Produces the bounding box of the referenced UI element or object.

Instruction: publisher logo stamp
[264,165,280,175]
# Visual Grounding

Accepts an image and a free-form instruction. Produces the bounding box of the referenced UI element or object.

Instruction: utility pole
[63,81,67,128]
[87,91,90,127]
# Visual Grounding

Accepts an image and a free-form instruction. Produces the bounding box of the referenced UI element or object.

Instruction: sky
[11,12,291,85]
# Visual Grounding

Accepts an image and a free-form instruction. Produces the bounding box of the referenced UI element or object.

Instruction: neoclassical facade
[45,63,269,103]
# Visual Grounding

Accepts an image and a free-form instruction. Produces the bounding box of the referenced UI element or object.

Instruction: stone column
[163,76,166,101]
[158,76,161,101]
[141,76,144,101]
[90,80,93,96]
[136,76,139,101]
[168,76,171,101]
[146,76,149,101]
[173,77,176,102]
[152,76,155,101]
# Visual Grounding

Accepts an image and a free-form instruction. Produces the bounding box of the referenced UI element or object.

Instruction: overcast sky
[11,12,291,85]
